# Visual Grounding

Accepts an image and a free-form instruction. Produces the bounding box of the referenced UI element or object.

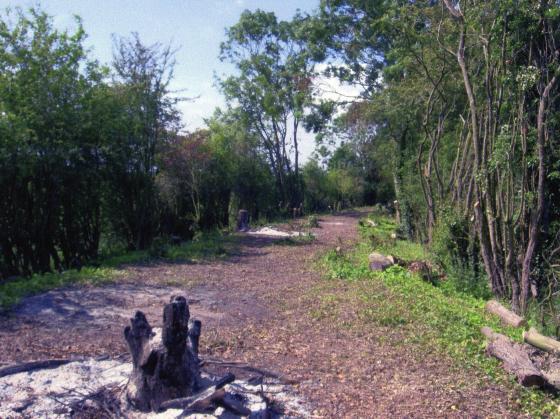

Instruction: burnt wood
[124,295,202,412]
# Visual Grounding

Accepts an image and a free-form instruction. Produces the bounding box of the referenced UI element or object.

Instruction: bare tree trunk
[520,75,557,312]
[451,18,506,297]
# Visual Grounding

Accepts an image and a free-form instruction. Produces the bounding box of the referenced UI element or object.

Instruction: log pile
[481,327,546,387]
[481,302,560,390]
[523,327,560,355]
[485,300,527,328]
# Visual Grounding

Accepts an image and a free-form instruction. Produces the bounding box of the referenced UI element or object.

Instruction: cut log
[481,327,545,387]
[219,395,252,416]
[200,359,299,384]
[523,327,560,355]
[0,355,110,378]
[485,300,527,328]
[368,252,394,271]
[160,387,226,413]
[407,261,434,283]
[0,359,77,378]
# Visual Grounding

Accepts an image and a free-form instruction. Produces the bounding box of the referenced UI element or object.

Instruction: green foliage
[359,215,428,262]
[0,231,235,310]
[148,237,170,258]
[303,155,366,213]
[318,230,558,416]
[431,208,491,299]
[314,0,560,317]
[104,32,181,250]
[306,215,320,228]
[0,8,184,278]
[220,10,319,208]
[0,7,105,276]
[166,232,230,262]
[0,267,120,311]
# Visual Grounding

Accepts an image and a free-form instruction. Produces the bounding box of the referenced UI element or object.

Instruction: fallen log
[219,395,252,416]
[200,359,299,384]
[368,252,394,271]
[0,359,76,378]
[158,373,235,412]
[481,327,545,387]
[0,355,110,378]
[485,300,527,328]
[523,327,560,355]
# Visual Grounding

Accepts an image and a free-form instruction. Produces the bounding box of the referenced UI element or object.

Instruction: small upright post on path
[237,209,249,232]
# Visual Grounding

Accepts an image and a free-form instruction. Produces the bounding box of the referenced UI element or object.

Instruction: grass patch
[305,215,320,228]
[0,267,121,310]
[0,231,237,311]
[358,215,429,262]
[103,231,234,267]
[316,215,559,417]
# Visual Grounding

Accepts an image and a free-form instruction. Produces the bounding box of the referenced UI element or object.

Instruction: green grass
[358,215,429,262]
[0,267,120,310]
[102,231,233,266]
[0,231,237,311]
[317,215,559,417]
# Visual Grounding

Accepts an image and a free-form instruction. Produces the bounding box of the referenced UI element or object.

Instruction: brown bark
[485,300,527,328]
[523,327,560,355]
[481,327,545,387]
[520,75,557,312]
[443,3,506,298]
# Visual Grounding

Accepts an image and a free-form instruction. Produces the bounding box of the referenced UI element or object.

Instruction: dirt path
[0,211,520,417]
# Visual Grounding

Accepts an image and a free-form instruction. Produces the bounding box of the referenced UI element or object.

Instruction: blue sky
[2,0,320,131]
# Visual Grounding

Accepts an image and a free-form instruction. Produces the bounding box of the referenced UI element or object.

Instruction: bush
[306,215,320,228]
[148,237,170,258]
[431,208,490,299]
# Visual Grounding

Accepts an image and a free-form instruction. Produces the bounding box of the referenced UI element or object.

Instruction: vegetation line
[0,232,232,310]
[317,214,557,416]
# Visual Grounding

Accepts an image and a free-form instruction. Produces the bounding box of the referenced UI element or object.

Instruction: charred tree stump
[124,296,201,412]
[237,209,249,232]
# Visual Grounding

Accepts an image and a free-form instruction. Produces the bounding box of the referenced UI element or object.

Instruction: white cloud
[313,63,363,105]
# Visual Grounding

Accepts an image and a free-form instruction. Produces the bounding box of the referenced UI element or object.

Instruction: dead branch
[200,359,299,384]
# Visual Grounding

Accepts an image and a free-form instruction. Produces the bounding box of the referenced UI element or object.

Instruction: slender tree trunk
[520,75,557,312]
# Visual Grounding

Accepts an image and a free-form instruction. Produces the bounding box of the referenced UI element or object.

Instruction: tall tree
[220,10,316,210]
[105,33,181,250]
[0,8,104,275]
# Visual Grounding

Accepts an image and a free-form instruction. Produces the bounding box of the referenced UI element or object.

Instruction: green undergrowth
[102,231,233,266]
[317,215,559,417]
[0,232,236,311]
[0,267,119,311]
